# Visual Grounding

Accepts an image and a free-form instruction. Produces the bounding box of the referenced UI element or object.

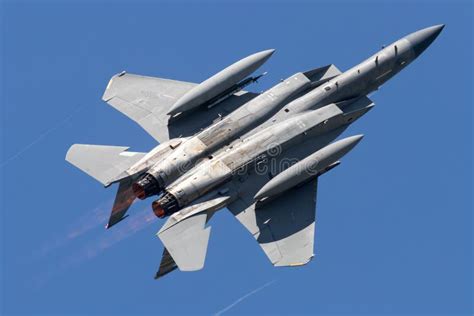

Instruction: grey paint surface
[254,135,364,200]
[65,25,444,278]
[167,49,275,115]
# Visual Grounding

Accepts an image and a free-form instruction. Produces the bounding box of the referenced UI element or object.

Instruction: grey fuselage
[259,36,417,125]
[139,25,442,203]
[151,25,444,212]
[144,71,312,189]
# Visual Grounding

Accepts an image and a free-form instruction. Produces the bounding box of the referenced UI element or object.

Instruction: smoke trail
[65,207,157,262]
[31,207,157,288]
[57,207,156,269]
[214,280,277,316]
[33,198,113,258]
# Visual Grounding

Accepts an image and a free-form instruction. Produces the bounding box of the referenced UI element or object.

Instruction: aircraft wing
[103,72,258,143]
[226,126,348,266]
[228,179,318,266]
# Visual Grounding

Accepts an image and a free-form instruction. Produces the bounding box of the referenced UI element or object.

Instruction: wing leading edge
[103,72,258,143]
[102,73,196,142]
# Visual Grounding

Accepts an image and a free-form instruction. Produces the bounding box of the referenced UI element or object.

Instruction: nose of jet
[405,24,445,57]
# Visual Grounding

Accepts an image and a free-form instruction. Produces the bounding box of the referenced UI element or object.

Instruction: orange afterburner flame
[132,182,146,200]
[152,200,166,218]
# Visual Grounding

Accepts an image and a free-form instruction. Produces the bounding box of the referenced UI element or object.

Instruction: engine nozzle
[152,192,180,218]
[152,200,166,218]
[132,173,162,200]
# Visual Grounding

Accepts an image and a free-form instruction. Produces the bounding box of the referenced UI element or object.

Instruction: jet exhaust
[152,192,180,218]
[132,173,162,200]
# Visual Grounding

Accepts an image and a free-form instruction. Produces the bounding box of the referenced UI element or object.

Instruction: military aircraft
[66,25,444,279]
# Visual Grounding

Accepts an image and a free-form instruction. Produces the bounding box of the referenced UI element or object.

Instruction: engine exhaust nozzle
[132,173,162,200]
[152,200,166,218]
[151,192,180,218]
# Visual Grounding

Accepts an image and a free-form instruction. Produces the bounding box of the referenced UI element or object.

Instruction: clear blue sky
[1,1,472,315]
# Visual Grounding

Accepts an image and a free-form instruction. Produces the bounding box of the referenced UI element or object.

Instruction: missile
[206,72,267,109]
[167,49,275,115]
[254,135,364,201]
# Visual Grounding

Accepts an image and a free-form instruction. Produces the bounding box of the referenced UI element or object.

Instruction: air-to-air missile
[166,49,275,115]
[253,135,364,201]
[66,25,444,278]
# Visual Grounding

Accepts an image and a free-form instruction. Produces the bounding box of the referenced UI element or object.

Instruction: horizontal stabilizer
[66,144,146,186]
[158,212,211,271]
[156,193,231,272]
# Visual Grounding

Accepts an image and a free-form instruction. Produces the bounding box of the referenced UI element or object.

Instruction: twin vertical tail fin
[65,144,147,228]
[155,248,178,279]
[106,176,137,228]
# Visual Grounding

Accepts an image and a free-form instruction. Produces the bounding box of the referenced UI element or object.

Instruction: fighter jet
[66,25,444,279]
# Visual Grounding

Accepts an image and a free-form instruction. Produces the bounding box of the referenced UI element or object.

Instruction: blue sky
[1,1,472,315]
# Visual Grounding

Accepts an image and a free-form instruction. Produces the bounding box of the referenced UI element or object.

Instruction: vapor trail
[34,198,113,257]
[214,280,276,316]
[57,207,157,268]
[0,104,85,168]
[31,207,157,288]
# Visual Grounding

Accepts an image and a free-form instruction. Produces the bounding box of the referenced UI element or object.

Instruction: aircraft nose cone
[405,24,445,57]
